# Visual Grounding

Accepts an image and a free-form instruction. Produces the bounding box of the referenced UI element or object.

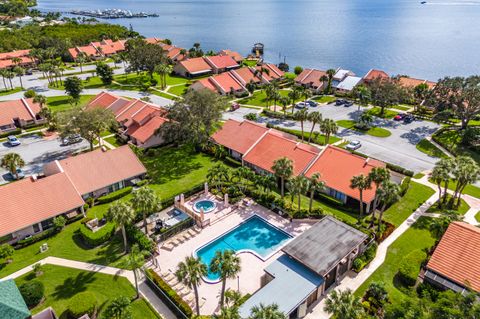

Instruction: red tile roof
[263,63,284,79]
[218,49,243,62]
[129,116,167,144]
[427,222,480,292]
[145,37,162,44]
[78,45,99,57]
[192,78,218,93]
[178,57,213,74]
[243,131,320,176]
[0,98,41,127]
[398,76,436,89]
[212,119,269,154]
[47,146,146,195]
[0,49,30,60]
[295,68,327,88]
[230,67,262,85]
[304,146,385,203]
[204,55,239,70]
[0,173,85,237]
[363,69,390,82]
[210,72,244,93]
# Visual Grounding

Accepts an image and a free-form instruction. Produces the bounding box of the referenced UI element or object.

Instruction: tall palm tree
[350,174,371,218]
[155,63,173,89]
[210,250,242,308]
[353,84,371,110]
[376,181,400,231]
[13,66,25,89]
[431,163,447,203]
[302,86,312,105]
[324,289,365,319]
[320,74,329,92]
[289,175,309,213]
[4,71,14,90]
[33,94,47,108]
[288,87,301,114]
[279,95,290,115]
[433,158,454,205]
[249,303,286,319]
[123,244,147,299]
[213,306,241,319]
[0,69,8,90]
[207,163,230,191]
[271,157,294,198]
[452,156,480,207]
[294,108,309,141]
[104,296,132,319]
[325,69,336,94]
[106,201,135,253]
[367,167,390,227]
[176,256,208,316]
[1,153,25,179]
[320,119,338,145]
[308,173,325,213]
[307,111,322,143]
[131,186,160,235]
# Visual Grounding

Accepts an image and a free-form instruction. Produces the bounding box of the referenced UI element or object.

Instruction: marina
[69,8,158,19]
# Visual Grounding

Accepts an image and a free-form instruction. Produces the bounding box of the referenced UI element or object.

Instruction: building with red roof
[230,67,263,86]
[0,49,35,69]
[362,69,390,84]
[295,68,328,92]
[255,63,284,82]
[68,39,126,60]
[218,49,244,63]
[87,92,168,148]
[424,222,480,294]
[397,76,436,89]
[192,72,246,96]
[204,55,240,74]
[0,98,45,133]
[304,146,385,209]
[173,57,213,78]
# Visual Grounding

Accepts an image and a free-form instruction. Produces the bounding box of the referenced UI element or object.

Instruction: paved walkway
[1,256,175,319]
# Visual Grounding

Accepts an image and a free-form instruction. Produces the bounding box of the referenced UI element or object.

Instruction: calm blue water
[195,215,291,281]
[194,200,216,213]
[37,0,480,80]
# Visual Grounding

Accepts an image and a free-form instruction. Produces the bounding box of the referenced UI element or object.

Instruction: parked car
[7,135,21,146]
[9,168,25,180]
[345,140,362,151]
[403,115,415,124]
[62,134,83,145]
[344,100,354,107]
[295,102,307,109]
[335,99,345,106]
[306,100,318,107]
[394,114,406,121]
[25,69,33,75]
[230,103,240,111]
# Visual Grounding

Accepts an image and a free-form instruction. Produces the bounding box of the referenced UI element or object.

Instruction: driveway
[223,104,441,173]
[0,134,89,184]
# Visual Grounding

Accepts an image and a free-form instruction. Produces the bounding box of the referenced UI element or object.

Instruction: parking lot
[0,134,89,184]
[224,103,441,173]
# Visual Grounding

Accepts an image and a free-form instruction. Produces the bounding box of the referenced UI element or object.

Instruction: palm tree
[353,84,371,110]
[431,162,447,204]
[13,66,25,89]
[106,201,135,253]
[367,167,390,227]
[308,173,325,213]
[302,86,312,105]
[320,74,329,92]
[289,175,309,213]
[0,69,8,90]
[104,296,132,319]
[224,289,242,308]
[452,156,480,207]
[131,186,160,235]
[320,119,338,145]
[176,256,208,316]
[4,71,14,90]
[155,63,173,89]
[249,303,286,319]
[376,181,400,232]
[294,108,309,141]
[33,94,47,108]
[325,69,336,94]
[307,111,322,143]
[210,250,242,308]
[324,289,365,319]
[350,174,372,218]
[207,163,230,192]
[288,87,301,114]
[123,244,146,299]
[271,157,294,198]
[213,306,241,319]
[433,158,454,205]
[246,81,256,95]
[278,95,290,115]
[1,153,25,179]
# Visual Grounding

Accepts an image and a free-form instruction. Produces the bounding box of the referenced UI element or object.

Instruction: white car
[295,102,307,109]
[7,135,21,146]
[345,140,362,151]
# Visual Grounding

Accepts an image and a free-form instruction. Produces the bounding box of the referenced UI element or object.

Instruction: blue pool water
[195,215,292,281]
[194,200,216,213]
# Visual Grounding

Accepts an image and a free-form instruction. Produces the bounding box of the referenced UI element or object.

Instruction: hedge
[96,186,133,204]
[398,250,427,287]
[67,292,98,319]
[352,242,378,273]
[126,224,154,253]
[19,280,45,308]
[146,269,193,318]
[386,163,414,177]
[79,222,115,247]
[0,128,21,138]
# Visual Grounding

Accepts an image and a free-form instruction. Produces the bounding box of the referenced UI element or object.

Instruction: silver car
[345,140,362,150]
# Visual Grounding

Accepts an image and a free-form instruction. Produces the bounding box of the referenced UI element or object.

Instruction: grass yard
[336,120,392,138]
[113,72,189,88]
[104,135,124,148]
[416,139,449,159]
[0,87,22,96]
[428,177,480,199]
[277,128,341,145]
[15,265,160,318]
[367,107,399,119]
[426,195,470,215]
[242,60,258,67]
[413,173,425,179]
[383,181,435,227]
[434,129,480,165]
[355,217,436,304]
[312,95,336,104]
[284,72,296,79]
[237,89,300,107]
[476,211,480,223]
[167,83,189,96]
[391,104,412,111]
[150,89,177,100]
[47,95,95,113]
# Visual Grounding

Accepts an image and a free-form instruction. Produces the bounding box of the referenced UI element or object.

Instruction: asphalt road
[0,134,89,184]
[223,104,441,173]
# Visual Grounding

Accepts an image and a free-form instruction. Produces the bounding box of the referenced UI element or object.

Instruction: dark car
[403,115,415,124]
[8,168,25,180]
[306,100,318,107]
[62,134,83,145]
[344,100,354,107]
[335,99,345,106]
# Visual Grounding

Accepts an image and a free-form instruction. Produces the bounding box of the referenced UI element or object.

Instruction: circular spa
[193,199,217,213]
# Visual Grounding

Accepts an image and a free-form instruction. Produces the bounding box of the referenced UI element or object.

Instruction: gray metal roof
[239,254,324,318]
[424,270,470,296]
[282,216,368,276]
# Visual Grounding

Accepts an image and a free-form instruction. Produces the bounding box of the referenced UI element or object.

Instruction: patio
[152,199,315,315]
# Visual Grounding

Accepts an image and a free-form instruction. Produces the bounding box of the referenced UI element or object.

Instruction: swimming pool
[193,199,216,213]
[195,215,292,281]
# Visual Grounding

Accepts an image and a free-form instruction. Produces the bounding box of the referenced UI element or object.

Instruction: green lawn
[336,120,392,138]
[15,265,159,318]
[113,72,189,88]
[284,72,296,79]
[237,89,300,107]
[413,173,425,179]
[312,95,336,104]
[242,60,258,67]
[46,95,95,113]
[277,128,341,145]
[426,195,470,215]
[367,107,399,119]
[150,89,176,100]
[0,87,22,96]
[391,104,412,111]
[416,139,449,159]
[104,136,124,148]
[356,217,436,304]
[475,211,480,223]
[167,83,189,96]
[433,129,480,166]
[383,181,436,227]
[428,177,480,199]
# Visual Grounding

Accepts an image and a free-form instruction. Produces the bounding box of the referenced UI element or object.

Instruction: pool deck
[153,201,315,315]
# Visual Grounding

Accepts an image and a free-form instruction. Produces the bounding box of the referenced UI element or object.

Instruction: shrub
[32,263,43,277]
[136,179,149,187]
[146,269,193,318]
[244,113,258,121]
[294,66,303,75]
[53,215,66,231]
[67,292,98,319]
[399,177,411,197]
[398,250,427,286]
[0,244,14,261]
[15,228,56,249]
[352,242,378,272]
[19,280,44,307]
[79,222,115,247]
[86,197,94,208]
[126,224,154,253]
[386,163,414,177]
[96,187,133,205]
[353,258,366,272]
[0,128,21,138]
[24,90,36,98]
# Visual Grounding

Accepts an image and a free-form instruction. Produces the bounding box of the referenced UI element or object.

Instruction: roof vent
[364,158,370,167]
[30,174,37,182]
[101,145,108,152]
